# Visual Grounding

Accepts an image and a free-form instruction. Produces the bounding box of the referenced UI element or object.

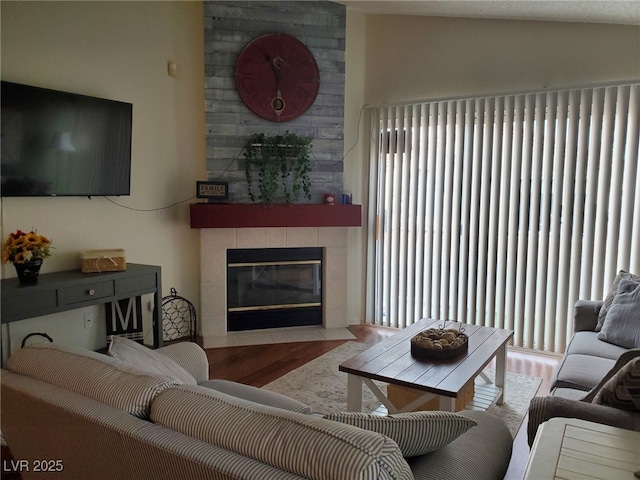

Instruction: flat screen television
[1,81,132,197]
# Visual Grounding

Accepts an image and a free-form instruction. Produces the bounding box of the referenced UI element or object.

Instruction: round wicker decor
[410,327,469,360]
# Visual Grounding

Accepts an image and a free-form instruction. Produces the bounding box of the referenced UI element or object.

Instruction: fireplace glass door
[227,247,323,331]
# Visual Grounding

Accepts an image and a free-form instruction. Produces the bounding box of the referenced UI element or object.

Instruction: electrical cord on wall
[312,103,368,167]
[103,103,369,211]
[102,147,244,212]
[102,194,196,212]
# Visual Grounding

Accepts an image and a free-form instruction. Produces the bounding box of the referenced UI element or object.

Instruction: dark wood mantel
[190,203,362,228]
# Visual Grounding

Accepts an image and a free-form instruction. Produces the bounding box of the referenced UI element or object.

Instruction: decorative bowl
[410,327,469,360]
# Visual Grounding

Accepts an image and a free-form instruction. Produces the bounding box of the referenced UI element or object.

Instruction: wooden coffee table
[339,318,514,413]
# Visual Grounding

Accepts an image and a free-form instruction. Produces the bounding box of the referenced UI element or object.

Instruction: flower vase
[14,258,44,285]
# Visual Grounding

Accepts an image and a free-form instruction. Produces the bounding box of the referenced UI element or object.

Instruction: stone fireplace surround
[199,226,349,348]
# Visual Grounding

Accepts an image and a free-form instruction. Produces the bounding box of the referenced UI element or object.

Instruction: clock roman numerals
[244,84,260,95]
[274,38,283,58]
[258,95,272,111]
[239,71,258,80]
[240,83,271,112]
[294,57,312,69]
[235,33,319,122]
[296,86,312,100]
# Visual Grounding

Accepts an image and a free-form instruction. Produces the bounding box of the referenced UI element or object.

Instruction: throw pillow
[597,270,640,331]
[7,342,180,419]
[592,357,640,411]
[108,336,198,385]
[596,278,640,349]
[323,410,477,457]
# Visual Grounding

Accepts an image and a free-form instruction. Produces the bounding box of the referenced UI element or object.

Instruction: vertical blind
[369,83,639,353]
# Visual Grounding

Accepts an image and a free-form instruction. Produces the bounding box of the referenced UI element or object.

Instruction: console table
[1,263,163,352]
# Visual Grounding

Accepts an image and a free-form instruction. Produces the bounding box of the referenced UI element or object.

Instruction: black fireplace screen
[227,247,323,331]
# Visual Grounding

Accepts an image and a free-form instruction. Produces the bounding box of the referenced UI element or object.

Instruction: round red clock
[234,33,320,122]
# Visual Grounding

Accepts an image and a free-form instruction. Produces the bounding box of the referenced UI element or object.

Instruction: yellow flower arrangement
[2,229,52,264]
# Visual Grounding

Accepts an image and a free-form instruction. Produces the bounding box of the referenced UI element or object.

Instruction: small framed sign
[106,297,143,343]
[196,181,229,201]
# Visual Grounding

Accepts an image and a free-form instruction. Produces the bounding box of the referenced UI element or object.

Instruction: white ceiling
[336,1,640,26]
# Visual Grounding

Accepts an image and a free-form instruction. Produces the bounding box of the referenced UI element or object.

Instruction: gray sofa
[527,299,640,445]
[1,340,513,480]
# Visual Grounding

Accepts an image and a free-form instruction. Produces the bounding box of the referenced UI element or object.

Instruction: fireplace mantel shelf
[190,203,362,228]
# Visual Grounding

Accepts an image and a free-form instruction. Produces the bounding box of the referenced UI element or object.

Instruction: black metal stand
[161,288,197,343]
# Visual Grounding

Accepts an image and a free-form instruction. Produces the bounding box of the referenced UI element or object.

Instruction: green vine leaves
[243,132,313,204]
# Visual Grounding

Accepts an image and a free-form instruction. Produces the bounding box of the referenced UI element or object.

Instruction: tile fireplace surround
[192,204,362,349]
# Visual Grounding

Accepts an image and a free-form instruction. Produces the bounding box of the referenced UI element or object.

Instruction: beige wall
[343,12,640,325]
[344,9,369,324]
[363,15,640,105]
[1,1,205,353]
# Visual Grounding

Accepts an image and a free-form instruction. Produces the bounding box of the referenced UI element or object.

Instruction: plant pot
[251,143,303,159]
[14,258,44,286]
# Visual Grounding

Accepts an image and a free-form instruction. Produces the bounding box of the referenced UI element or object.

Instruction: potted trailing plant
[2,229,52,285]
[243,132,312,204]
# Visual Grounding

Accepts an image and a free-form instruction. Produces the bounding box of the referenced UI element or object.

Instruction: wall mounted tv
[1,81,132,197]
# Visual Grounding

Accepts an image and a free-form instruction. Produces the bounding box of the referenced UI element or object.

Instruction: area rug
[263,341,541,437]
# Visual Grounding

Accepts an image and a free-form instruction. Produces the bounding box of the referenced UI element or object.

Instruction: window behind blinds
[368,83,639,353]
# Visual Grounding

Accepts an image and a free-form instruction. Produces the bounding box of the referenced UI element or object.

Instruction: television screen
[1,81,132,197]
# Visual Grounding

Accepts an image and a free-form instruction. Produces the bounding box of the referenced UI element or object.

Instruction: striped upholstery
[155,341,210,384]
[151,385,414,480]
[407,410,513,480]
[323,411,477,457]
[6,343,180,419]
[201,379,312,414]
[2,370,306,480]
[108,336,198,385]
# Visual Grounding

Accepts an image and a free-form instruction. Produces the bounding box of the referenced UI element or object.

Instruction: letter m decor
[106,297,143,342]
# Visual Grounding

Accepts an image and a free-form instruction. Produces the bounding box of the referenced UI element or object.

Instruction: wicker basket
[81,249,126,273]
[410,328,469,360]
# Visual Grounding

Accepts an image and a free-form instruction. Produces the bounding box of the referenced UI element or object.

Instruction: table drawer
[59,281,115,305]
[1,290,58,322]
[117,273,157,296]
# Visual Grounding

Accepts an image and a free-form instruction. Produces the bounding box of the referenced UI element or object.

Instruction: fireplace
[227,247,323,331]
[194,210,361,346]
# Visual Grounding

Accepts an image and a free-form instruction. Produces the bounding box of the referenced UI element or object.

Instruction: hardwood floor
[204,324,561,480]
[204,325,398,387]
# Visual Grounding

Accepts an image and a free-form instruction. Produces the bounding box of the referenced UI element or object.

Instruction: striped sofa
[1,341,512,480]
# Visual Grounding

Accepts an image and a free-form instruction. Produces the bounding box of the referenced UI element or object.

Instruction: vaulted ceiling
[336,1,640,26]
